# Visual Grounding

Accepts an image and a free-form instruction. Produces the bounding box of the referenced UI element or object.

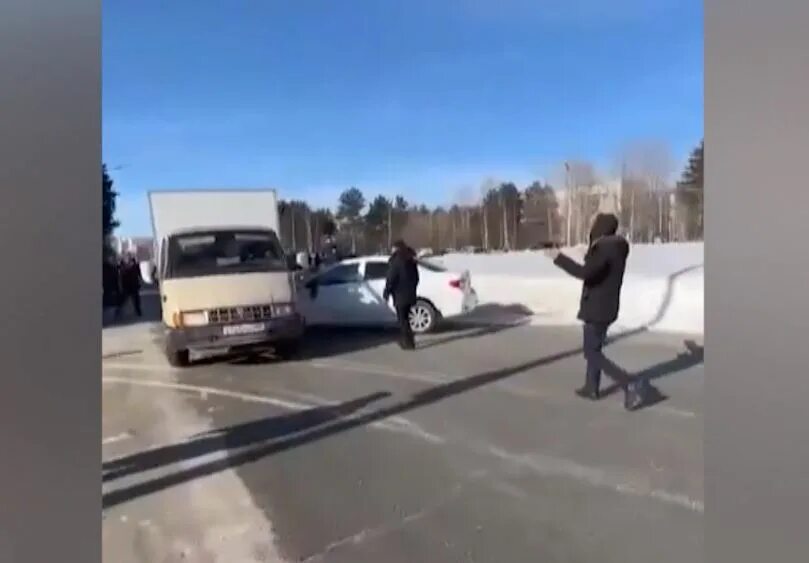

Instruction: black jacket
[120,262,142,293]
[554,231,629,325]
[103,262,120,294]
[384,246,419,306]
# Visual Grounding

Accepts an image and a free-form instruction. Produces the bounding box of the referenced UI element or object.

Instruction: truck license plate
[222,323,265,336]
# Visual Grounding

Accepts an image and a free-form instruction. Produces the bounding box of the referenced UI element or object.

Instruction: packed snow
[430,242,704,335]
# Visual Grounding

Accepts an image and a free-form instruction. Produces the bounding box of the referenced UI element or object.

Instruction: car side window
[364,261,389,280]
[317,263,362,286]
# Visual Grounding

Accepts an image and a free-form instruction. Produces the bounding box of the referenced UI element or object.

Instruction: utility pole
[622,161,635,244]
[289,203,298,252]
[387,202,393,250]
[501,191,509,250]
[482,202,489,250]
[451,210,457,249]
[564,162,572,247]
[305,208,312,253]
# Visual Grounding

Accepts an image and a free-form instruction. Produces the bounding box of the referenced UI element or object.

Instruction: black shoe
[575,387,600,400]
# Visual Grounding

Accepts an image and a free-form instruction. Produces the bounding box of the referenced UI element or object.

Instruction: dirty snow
[432,242,704,335]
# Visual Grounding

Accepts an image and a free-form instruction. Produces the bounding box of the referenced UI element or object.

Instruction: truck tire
[166,348,190,368]
[274,339,301,360]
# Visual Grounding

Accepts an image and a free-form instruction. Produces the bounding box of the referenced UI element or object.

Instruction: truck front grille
[207,305,273,324]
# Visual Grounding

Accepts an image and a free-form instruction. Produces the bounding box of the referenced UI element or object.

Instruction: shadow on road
[102,391,390,485]
[102,289,162,328]
[183,303,533,366]
[598,339,704,405]
[417,303,534,350]
[101,264,704,508]
[102,340,702,509]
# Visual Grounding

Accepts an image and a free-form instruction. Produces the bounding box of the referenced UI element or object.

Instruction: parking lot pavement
[102,322,703,563]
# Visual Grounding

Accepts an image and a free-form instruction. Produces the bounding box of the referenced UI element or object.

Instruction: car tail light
[449,279,463,289]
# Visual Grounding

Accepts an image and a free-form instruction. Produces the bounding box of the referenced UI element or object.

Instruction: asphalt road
[102,317,703,563]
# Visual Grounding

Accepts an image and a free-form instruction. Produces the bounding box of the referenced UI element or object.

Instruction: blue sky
[103,0,703,236]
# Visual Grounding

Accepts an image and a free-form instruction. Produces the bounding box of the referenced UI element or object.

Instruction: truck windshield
[164,229,288,279]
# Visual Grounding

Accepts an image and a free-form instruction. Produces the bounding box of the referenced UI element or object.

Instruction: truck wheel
[274,339,301,360]
[166,348,190,368]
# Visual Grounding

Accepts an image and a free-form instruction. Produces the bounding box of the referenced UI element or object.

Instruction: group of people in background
[103,254,143,320]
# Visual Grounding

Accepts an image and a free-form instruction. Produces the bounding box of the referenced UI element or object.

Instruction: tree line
[280,140,704,254]
[101,140,704,256]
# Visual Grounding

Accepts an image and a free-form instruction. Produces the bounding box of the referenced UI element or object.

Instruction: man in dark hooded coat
[383,239,420,350]
[545,213,630,400]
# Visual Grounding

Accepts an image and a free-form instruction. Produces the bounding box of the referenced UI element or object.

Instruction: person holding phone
[544,213,629,401]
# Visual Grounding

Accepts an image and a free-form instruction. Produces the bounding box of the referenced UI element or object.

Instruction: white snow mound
[432,242,704,335]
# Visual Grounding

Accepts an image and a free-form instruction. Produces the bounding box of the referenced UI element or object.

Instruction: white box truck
[147,189,304,366]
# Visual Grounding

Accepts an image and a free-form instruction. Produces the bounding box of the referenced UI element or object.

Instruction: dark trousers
[582,322,610,391]
[120,290,142,317]
[395,302,415,349]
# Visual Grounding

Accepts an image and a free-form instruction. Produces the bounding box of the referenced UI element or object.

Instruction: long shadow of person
[102,267,705,507]
[598,339,704,411]
[102,338,705,508]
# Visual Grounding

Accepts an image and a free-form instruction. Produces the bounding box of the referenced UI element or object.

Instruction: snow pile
[433,242,704,335]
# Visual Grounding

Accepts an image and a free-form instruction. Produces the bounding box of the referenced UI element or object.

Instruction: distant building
[109,236,154,261]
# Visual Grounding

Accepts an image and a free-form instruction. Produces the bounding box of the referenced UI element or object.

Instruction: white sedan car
[297,256,478,333]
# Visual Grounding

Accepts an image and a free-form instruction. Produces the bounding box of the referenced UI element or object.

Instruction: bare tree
[480,178,497,250]
[614,139,675,242]
[564,160,597,245]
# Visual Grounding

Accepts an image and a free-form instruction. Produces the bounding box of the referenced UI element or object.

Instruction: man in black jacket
[119,255,143,318]
[545,213,630,400]
[384,240,420,350]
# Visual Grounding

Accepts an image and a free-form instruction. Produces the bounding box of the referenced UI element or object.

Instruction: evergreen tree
[102,164,119,258]
[676,140,704,239]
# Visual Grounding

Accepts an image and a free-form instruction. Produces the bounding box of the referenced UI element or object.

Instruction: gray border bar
[706,1,809,561]
[0,0,101,561]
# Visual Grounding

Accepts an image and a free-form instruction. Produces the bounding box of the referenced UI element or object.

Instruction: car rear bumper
[462,288,479,313]
[166,313,305,353]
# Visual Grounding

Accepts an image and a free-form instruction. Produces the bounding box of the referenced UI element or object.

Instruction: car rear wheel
[409,299,438,334]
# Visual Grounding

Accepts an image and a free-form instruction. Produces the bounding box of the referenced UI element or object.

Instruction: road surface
[102,316,703,563]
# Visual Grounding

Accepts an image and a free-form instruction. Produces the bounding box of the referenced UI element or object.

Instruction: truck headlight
[181,311,208,327]
[272,303,295,317]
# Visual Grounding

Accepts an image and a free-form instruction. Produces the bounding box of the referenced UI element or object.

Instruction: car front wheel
[409,299,438,334]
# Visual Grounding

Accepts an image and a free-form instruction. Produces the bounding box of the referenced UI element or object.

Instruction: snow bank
[432,242,704,335]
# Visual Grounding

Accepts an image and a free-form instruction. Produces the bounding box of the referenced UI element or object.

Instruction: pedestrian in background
[544,213,630,402]
[103,256,122,320]
[119,254,143,318]
[384,239,420,350]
